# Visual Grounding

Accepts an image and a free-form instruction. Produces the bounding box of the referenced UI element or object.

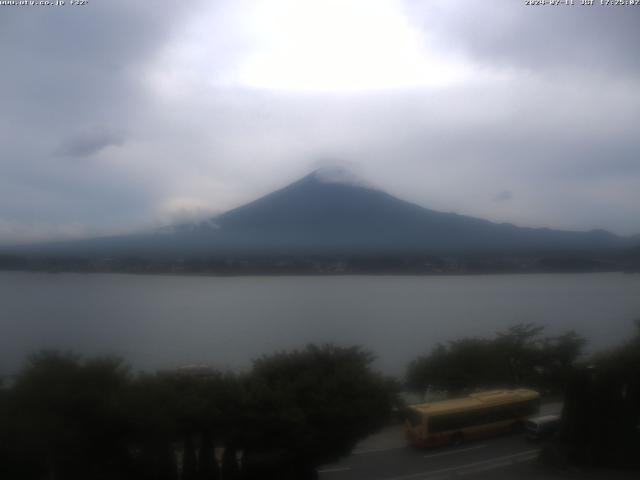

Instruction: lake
[1,271,639,377]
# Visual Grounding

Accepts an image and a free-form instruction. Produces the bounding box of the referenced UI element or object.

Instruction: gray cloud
[55,128,125,158]
[404,0,640,76]
[493,190,513,203]
[0,0,638,245]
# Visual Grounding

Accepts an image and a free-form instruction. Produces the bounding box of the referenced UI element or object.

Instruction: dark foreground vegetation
[0,345,396,480]
[552,323,640,469]
[406,323,586,396]
[1,323,639,478]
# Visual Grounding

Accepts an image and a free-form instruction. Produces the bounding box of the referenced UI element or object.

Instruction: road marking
[457,455,536,477]
[381,449,540,480]
[422,444,487,459]
[317,467,352,474]
[353,446,405,455]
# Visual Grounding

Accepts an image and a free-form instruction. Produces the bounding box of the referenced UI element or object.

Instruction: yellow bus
[404,389,540,448]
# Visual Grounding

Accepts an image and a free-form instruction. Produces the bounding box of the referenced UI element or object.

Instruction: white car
[524,414,561,441]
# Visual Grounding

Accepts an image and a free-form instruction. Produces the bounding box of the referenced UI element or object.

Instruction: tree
[2,345,396,479]
[406,323,585,396]
[241,344,396,479]
[559,320,640,468]
[407,339,504,395]
[495,323,545,386]
[538,331,586,392]
[221,444,241,480]
[6,351,133,480]
[127,368,239,480]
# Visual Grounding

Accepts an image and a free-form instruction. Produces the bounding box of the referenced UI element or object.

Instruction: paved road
[318,403,564,480]
[319,432,542,480]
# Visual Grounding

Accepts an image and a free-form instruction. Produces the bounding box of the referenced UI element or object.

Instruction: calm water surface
[1,272,639,376]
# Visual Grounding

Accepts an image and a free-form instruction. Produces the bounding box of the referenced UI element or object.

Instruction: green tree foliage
[559,320,640,468]
[3,351,133,479]
[221,445,241,480]
[0,345,396,480]
[127,369,242,480]
[241,344,395,479]
[0,373,14,476]
[406,323,585,396]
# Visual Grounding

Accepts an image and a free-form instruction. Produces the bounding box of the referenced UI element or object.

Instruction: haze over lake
[1,271,639,377]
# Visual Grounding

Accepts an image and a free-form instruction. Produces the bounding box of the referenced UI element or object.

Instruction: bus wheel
[450,433,464,446]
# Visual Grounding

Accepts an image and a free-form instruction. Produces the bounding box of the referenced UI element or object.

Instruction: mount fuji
[8,167,626,259]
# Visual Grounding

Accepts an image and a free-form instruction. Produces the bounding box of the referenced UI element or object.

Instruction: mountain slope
[4,169,626,257]
[204,170,621,253]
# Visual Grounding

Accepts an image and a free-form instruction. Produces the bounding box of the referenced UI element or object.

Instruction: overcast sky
[1,0,639,245]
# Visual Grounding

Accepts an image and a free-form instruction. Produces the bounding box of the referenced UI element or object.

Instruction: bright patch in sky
[234,0,474,92]
[146,0,496,97]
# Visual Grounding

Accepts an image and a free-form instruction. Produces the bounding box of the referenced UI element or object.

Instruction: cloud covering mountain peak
[310,166,374,189]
